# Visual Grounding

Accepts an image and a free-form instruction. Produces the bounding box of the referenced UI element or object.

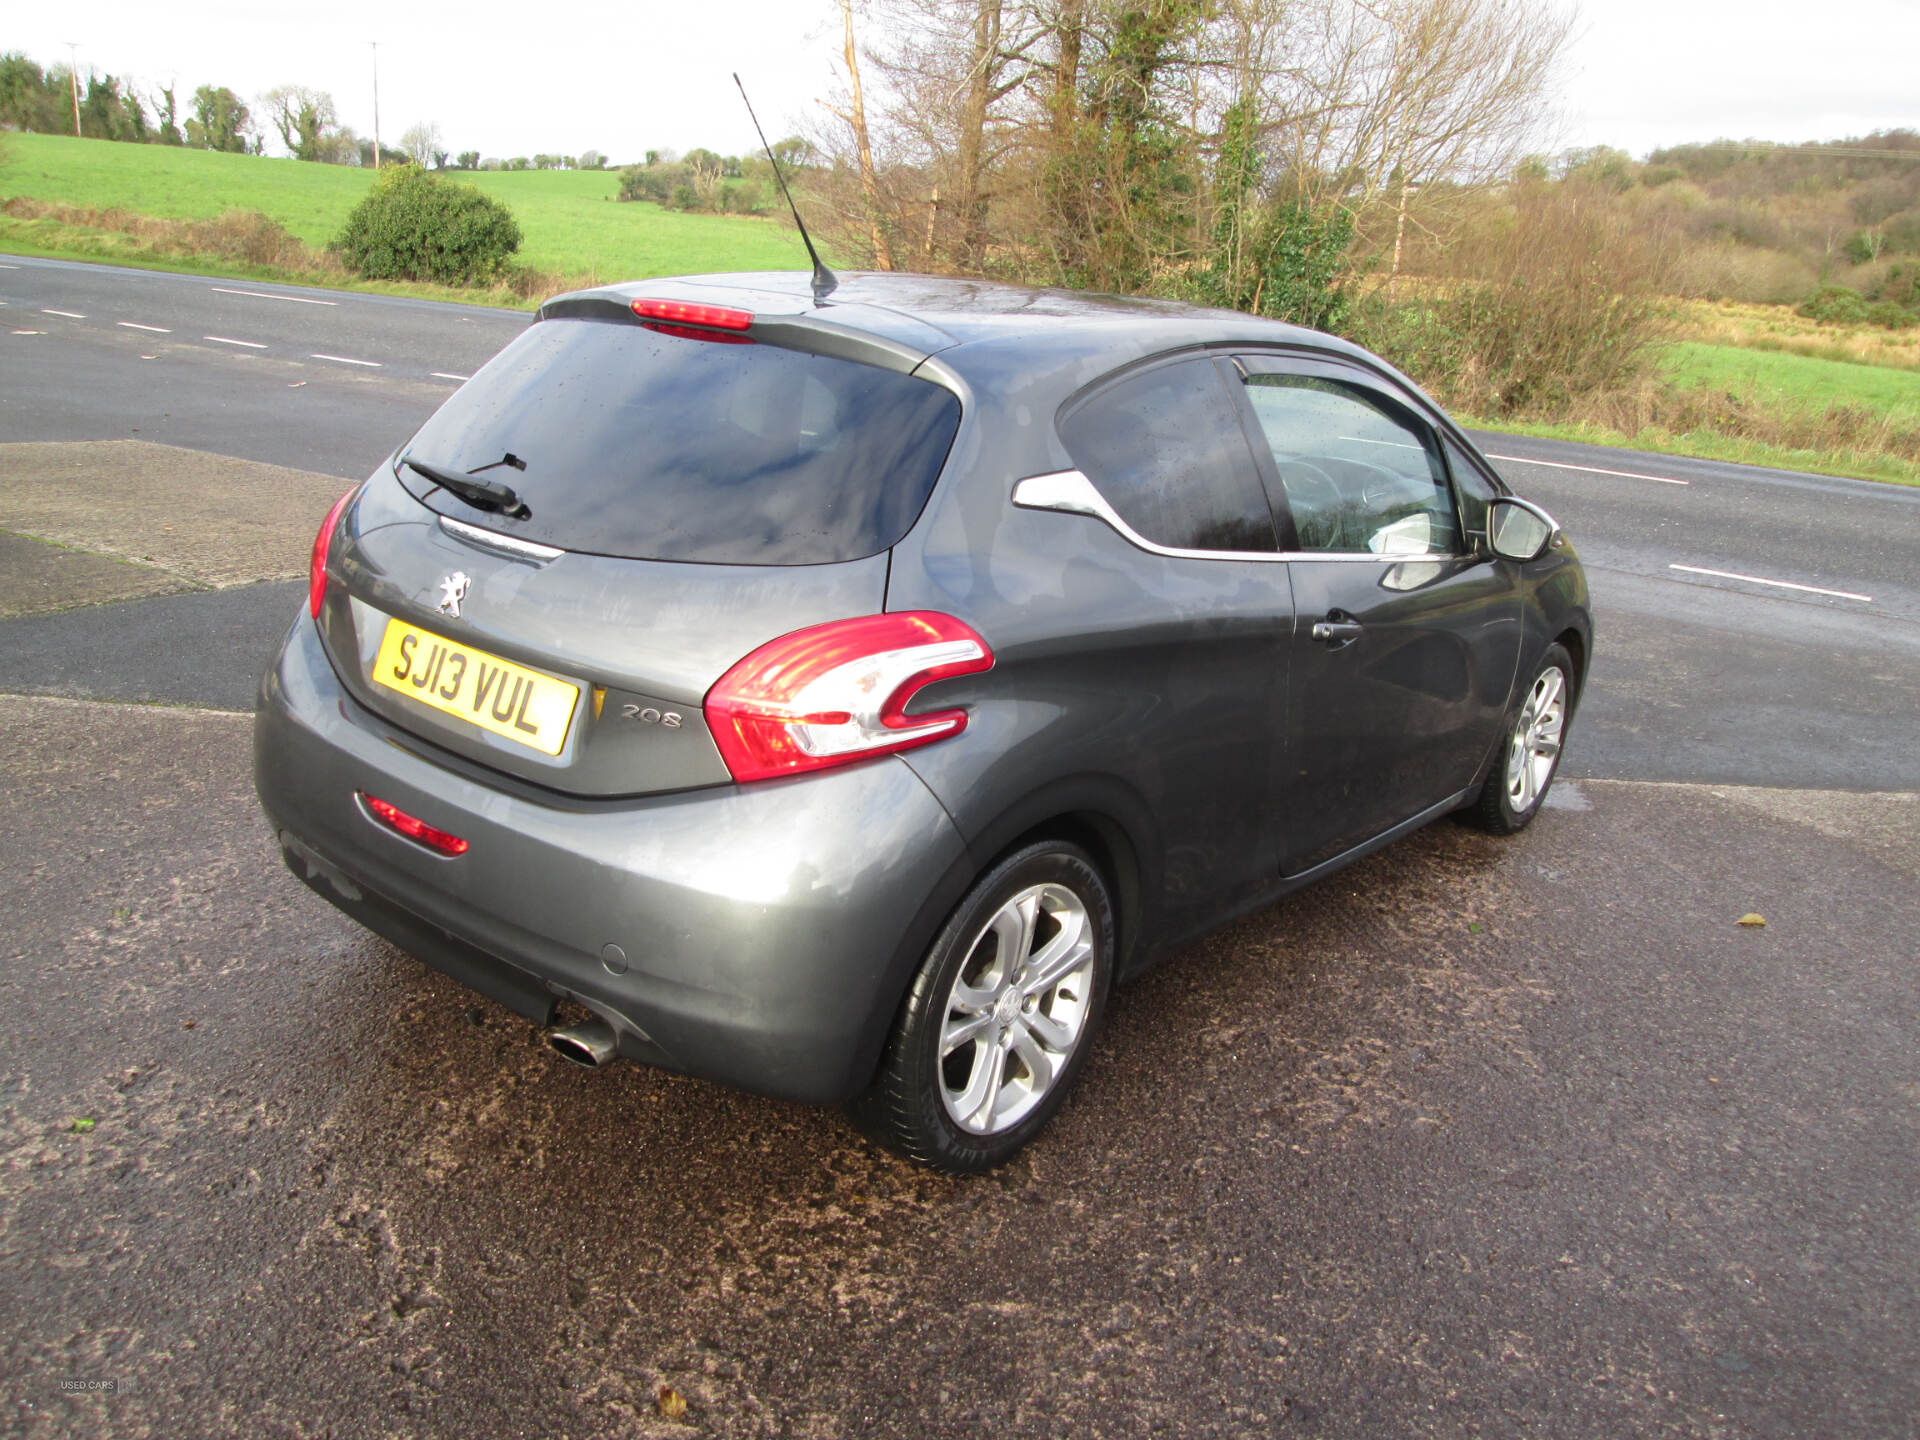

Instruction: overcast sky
[15,0,1919,164]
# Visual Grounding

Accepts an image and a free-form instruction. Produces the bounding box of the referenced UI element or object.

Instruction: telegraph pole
[1391,179,1419,293]
[65,42,82,138]
[370,41,382,169]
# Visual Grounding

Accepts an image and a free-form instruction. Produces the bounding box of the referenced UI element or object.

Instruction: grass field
[1672,297,1920,373]
[0,132,811,282]
[1661,340,1920,424]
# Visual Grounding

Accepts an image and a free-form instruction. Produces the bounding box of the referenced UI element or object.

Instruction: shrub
[1875,262,1917,307]
[1844,231,1886,265]
[333,166,521,286]
[1797,284,1870,325]
[1865,300,1917,330]
[1669,243,1816,304]
[1358,181,1674,417]
[618,162,693,206]
[1883,210,1920,255]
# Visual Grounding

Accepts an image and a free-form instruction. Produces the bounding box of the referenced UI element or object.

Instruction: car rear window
[397,317,963,565]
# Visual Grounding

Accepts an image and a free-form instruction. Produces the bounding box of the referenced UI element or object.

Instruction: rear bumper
[254,611,971,1104]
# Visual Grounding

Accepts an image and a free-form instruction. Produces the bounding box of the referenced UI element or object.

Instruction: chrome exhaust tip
[547,1019,618,1068]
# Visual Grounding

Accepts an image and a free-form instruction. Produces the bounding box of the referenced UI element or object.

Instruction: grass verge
[0,203,546,308]
[1462,411,1920,487]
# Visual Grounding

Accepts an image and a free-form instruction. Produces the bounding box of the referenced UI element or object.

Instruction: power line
[1653,139,1920,163]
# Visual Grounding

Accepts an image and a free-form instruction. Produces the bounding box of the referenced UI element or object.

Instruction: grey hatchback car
[255,272,1590,1171]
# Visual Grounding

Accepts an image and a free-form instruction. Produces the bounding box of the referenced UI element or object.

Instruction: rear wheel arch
[990,810,1143,978]
[841,774,1157,1100]
[1553,625,1588,711]
[949,775,1161,974]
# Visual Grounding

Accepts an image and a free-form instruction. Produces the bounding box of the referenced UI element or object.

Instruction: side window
[1060,359,1278,553]
[1240,374,1461,556]
[1443,437,1499,546]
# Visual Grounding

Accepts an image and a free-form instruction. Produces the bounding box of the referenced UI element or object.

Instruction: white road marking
[211,286,336,306]
[430,371,469,382]
[118,321,172,333]
[205,335,268,349]
[311,353,381,367]
[1486,453,1689,486]
[41,308,86,319]
[12,329,45,335]
[1668,563,1872,603]
[0,263,19,268]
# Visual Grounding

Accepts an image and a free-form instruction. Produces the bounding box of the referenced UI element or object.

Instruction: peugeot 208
[255,272,1590,1172]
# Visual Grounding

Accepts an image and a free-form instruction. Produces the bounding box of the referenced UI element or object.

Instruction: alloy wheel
[1505,665,1567,813]
[937,883,1096,1135]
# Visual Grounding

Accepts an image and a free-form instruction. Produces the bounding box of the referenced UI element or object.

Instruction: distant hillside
[1419,131,1920,310]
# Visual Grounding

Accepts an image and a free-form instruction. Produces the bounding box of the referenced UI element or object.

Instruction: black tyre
[1462,642,1574,835]
[849,840,1115,1173]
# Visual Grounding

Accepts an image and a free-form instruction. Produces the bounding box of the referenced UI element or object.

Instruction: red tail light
[309,486,359,619]
[630,297,754,330]
[704,612,993,783]
[361,793,469,856]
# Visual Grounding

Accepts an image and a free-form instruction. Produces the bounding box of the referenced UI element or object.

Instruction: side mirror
[1487,497,1560,563]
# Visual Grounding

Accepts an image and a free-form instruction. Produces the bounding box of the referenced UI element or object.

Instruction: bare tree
[828,0,896,268]
[861,0,1042,266]
[1256,0,1575,208]
[400,122,442,167]
[260,85,339,161]
[810,0,1571,295]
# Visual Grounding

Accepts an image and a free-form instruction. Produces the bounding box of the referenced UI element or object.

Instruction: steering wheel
[1342,457,1409,511]
[1275,458,1344,548]
[1277,457,1342,508]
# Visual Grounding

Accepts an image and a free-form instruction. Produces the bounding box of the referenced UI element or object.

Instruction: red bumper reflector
[630,297,754,330]
[361,793,469,856]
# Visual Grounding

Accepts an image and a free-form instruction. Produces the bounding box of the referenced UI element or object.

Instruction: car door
[1225,354,1524,874]
[1040,354,1297,916]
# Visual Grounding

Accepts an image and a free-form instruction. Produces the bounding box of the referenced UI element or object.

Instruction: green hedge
[333,166,521,285]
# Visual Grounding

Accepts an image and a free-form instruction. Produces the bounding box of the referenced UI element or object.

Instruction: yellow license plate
[371,618,580,756]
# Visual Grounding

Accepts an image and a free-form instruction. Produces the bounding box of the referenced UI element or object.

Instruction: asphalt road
[6,255,1916,789]
[3,255,1917,1438]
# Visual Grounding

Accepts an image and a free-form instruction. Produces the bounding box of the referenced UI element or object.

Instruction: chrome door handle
[1311,618,1364,647]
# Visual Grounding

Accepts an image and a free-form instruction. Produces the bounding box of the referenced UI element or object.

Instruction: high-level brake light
[704,612,994,783]
[630,297,755,330]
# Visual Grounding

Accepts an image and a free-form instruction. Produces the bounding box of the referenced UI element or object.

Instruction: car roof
[574,270,1386,379]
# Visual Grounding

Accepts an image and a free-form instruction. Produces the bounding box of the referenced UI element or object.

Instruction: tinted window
[1241,374,1460,556]
[398,318,962,565]
[1443,437,1499,545]
[1060,359,1277,553]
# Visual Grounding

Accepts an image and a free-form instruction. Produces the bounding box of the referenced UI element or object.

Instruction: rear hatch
[316,294,963,798]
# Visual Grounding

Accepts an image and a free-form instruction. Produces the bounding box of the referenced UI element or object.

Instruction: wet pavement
[3,687,1916,1438]
[1,340,1917,1435]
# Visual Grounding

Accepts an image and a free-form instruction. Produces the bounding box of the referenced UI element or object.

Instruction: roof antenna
[734,72,838,305]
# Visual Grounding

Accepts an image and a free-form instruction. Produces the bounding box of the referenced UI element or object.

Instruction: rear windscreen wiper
[402,455,530,519]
